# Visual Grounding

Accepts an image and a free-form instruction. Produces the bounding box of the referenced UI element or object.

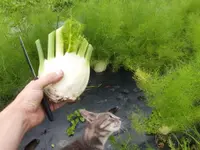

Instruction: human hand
[0,70,69,150]
[10,70,66,130]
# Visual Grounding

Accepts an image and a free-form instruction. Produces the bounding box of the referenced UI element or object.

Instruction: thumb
[36,70,64,89]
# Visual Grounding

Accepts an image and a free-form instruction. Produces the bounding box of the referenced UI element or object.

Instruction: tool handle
[41,94,54,121]
[34,77,54,121]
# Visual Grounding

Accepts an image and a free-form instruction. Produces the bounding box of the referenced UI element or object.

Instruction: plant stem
[171,133,181,146]
[56,27,64,57]
[35,39,44,75]
[85,44,93,62]
[78,38,88,57]
[184,131,200,145]
[48,31,55,60]
[67,19,72,53]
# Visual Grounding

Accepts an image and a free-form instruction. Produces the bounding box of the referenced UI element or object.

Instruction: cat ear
[80,109,97,123]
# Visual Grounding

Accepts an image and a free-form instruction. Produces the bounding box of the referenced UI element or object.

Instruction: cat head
[80,109,121,134]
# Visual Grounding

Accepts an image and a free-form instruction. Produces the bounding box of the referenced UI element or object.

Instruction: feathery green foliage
[72,0,200,136]
[72,0,200,73]
[134,57,200,133]
[132,4,200,133]
[109,134,154,150]
[109,135,139,150]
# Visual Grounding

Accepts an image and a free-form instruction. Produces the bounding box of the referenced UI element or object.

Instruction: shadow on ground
[20,69,155,150]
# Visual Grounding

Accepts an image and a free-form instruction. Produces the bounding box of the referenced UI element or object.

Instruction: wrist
[0,101,30,133]
[0,101,30,150]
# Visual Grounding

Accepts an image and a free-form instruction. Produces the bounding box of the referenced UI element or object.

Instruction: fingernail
[56,70,64,76]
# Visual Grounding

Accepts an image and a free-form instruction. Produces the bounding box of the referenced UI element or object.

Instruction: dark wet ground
[20,69,156,150]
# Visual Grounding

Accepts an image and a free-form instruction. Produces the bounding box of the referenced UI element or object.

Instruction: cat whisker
[119,124,128,133]
[112,125,127,136]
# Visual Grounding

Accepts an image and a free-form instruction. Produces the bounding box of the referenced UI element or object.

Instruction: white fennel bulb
[93,60,108,73]
[35,19,93,103]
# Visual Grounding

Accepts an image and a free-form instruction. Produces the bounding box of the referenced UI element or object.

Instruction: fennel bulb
[158,126,172,135]
[93,60,108,73]
[35,19,93,103]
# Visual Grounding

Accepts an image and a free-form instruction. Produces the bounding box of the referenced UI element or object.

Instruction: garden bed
[20,68,154,150]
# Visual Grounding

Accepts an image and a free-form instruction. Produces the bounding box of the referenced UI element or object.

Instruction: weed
[66,109,85,136]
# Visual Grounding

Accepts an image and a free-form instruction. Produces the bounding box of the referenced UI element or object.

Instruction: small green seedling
[66,109,85,136]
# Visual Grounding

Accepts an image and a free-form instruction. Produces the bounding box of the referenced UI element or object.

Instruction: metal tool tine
[19,36,37,78]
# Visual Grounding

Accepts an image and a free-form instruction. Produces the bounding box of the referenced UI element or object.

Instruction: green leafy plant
[66,109,85,136]
[49,0,74,12]
[134,51,200,133]
[72,0,200,73]
[154,127,200,150]
[109,135,139,150]
[109,134,154,150]
[126,0,200,144]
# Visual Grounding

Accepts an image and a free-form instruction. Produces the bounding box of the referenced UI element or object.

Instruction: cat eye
[109,115,113,118]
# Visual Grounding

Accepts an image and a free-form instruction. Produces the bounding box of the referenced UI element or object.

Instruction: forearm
[0,102,29,150]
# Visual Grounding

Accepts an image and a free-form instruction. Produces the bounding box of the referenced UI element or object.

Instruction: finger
[36,70,64,89]
[50,102,67,111]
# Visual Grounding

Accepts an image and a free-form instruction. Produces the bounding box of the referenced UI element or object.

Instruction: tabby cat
[61,109,121,150]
